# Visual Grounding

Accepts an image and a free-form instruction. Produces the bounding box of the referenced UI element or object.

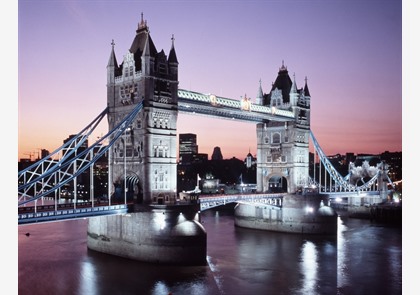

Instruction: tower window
[272,133,280,144]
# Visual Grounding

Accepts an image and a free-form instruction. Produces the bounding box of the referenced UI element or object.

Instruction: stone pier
[234,193,338,235]
[87,204,207,265]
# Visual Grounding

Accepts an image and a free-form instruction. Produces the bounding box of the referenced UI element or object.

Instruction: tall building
[179,133,198,165]
[256,63,311,193]
[106,15,179,205]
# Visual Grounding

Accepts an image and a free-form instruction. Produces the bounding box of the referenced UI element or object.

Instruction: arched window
[272,133,280,144]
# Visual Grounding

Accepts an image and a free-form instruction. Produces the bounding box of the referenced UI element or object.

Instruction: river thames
[18,208,402,295]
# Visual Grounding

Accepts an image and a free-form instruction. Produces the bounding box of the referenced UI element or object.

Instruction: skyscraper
[179,133,198,165]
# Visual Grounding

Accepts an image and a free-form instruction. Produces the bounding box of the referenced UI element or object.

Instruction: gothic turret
[304,77,311,97]
[255,79,264,105]
[303,76,311,107]
[168,34,179,81]
[129,13,158,73]
[266,61,292,105]
[289,73,298,106]
[107,40,118,84]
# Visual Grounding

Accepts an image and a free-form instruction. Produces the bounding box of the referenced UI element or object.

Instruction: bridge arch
[267,174,288,193]
[113,173,142,203]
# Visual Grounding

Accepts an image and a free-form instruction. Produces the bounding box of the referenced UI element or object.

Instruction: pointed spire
[256,78,264,105]
[280,60,287,71]
[168,34,178,64]
[137,12,148,32]
[304,76,311,97]
[107,39,118,68]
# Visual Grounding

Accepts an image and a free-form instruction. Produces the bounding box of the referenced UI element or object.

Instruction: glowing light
[177,212,187,223]
[155,212,166,230]
[305,206,313,213]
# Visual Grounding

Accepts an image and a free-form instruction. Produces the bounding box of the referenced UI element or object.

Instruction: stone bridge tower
[255,63,311,193]
[106,15,179,205]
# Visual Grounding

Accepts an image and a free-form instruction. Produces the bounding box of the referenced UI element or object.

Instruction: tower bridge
[18,16,397,264]
[18,16,394,220]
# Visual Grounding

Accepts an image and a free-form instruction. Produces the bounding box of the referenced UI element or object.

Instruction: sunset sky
[7,1,417,289]
[17,0,403,161]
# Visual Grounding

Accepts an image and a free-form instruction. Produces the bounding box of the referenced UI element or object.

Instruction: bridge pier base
[86,204,207,265]
[234,194,338,235]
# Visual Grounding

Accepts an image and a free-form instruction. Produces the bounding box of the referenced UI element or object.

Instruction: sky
[16,0,403,161]
[6,1,419,290]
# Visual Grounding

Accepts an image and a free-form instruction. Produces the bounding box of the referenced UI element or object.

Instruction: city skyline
[17,1,402,161]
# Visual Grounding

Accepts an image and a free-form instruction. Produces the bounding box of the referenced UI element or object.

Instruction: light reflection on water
[299,241,318,295]
[337,214,349,290]
[18,209,401,295]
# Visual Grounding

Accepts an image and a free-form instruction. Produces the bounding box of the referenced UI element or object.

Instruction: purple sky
[17,0,402,161]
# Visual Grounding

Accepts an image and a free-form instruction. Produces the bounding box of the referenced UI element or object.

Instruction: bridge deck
[18,202,129,225]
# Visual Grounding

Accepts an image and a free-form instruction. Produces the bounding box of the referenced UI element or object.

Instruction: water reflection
[300,241,318,294]
[337,214,349,290]
[79,260,97,295]
[18,208,401,295]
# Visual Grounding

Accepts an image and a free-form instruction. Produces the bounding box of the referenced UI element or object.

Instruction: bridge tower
[106,15,179,205]
[256,63,311,193]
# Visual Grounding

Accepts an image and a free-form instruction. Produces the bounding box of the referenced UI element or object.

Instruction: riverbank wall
[86,204,207,265]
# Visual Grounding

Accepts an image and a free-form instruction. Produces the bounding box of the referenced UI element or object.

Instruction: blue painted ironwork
[18,101,144,206]
[310,130,393,193]
[18,204,128,225]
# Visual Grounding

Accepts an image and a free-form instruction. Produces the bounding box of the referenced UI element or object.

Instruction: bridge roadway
[18,201,129,225]
[18,193,285,225]
[18,191,384,225]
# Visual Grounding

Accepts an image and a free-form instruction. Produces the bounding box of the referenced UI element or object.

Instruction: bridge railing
[198,193,284,211]
[18,203,129,225]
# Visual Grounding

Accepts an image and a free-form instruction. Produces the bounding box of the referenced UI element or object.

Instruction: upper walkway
[178,89,295,123]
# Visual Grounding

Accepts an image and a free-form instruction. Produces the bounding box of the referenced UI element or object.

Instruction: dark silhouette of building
[179,133,198,165]
[211,146,223,160]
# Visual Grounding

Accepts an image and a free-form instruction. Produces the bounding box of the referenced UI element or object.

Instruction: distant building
[244,150,256,168]
[179,133,198,165]
[193,153,208,163]
[211,146,223,160]
[63,134,88,157]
